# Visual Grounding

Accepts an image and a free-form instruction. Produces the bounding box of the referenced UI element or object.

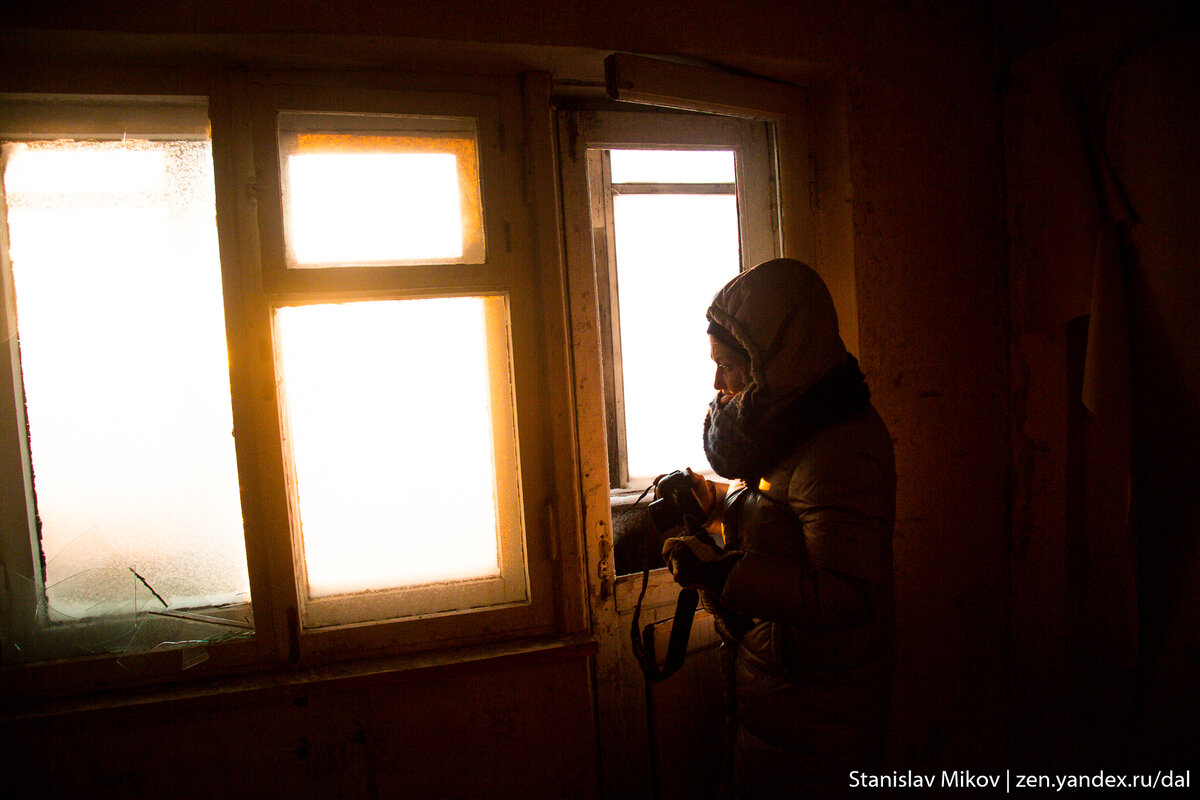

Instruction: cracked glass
[1,123,252,662]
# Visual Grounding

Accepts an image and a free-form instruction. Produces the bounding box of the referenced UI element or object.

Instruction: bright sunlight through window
[274,296,526,617]
[277,113,485,268]
[607,150,741,482]
[609,149,736,184]
[287,153,463,264]
[1,140,249,620]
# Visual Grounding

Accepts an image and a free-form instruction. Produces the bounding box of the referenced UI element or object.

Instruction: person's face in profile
[710,335,750,404]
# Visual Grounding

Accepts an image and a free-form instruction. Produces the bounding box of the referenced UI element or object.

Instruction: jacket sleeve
[717,433,894,631]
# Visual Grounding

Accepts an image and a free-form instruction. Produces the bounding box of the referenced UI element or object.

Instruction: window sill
[610,486,652,506]
[0,632,598,722]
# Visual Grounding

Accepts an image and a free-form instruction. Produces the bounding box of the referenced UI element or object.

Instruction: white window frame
[558,108,779,491]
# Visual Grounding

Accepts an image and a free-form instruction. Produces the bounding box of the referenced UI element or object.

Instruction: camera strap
[627,480,703,800]
[630,557,697,800]
[631,579,698,683]
[627,477,700,683]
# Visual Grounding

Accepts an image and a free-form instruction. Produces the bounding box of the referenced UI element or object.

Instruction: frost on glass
[275,297,504,598]
[611,193,741,481]
[277,113,485,268]
[4,542,253,663]
[1,139,252,659]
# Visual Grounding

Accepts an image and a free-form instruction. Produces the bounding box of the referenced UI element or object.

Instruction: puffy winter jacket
[702,259,896,797]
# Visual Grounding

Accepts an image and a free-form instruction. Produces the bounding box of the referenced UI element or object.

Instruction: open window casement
[603,55,813,256]
[562,55,847,800]
[565,53,851,501]
[559,107,776,491]
[603,53,857,354]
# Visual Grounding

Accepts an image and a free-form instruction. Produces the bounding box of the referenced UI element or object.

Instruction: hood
[706,258,847,416]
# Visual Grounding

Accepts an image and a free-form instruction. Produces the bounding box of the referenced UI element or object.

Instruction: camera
[648,470,707,532]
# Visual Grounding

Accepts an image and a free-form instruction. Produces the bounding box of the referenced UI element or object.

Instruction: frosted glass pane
[609,149,735,184]
[275,298,504,597]
[2,140,250,619]
[3,149,165,193]
[286,153,463,264]
[612,194,741,481]
[278,113,484,268]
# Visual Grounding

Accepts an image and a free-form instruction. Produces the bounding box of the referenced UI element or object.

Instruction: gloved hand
[661,533,743,592]
[654,468,715,517]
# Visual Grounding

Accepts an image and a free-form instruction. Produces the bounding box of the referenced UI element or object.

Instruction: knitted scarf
[702,355,871,482]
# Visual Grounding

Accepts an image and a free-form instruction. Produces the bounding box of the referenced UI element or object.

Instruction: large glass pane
[1,139,250,622]
[609,149,735,184]
[274,297,518,601]
[277,112,485,268]
[611,193,741,481]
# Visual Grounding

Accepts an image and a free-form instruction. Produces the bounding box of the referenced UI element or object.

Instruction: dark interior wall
[1001,0,1200,771]
[1114,36,1200,765]
[2,651,600,799]
[844,5,1011,774]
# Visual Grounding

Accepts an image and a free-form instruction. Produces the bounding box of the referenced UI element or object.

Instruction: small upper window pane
[277,112,485,268]
[609,149,735,184]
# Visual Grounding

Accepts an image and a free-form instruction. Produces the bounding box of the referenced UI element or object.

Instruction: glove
[661,533,743,592]
[654,468,716,517]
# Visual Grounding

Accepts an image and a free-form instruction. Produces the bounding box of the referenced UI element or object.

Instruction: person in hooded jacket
[659,258,895,798]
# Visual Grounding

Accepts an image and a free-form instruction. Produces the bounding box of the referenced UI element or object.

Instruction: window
[0,76,566,675]
[557,57,820,797]
[559,110,778,491]
[601,148,742,483]
[272,293,527,631]
[249,95,531,632]
[0,97,252,662]
[274,112,485,268]
[243,75,561,656]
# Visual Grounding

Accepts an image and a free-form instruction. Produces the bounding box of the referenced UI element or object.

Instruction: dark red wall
[1003,0,1200,769]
